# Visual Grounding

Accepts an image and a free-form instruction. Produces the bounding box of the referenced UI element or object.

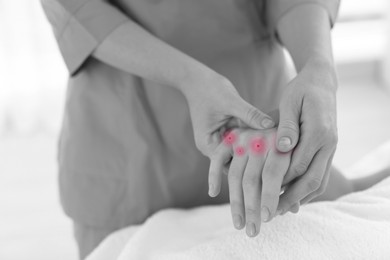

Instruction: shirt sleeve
[266,0,340,37]
[41,0,129,75]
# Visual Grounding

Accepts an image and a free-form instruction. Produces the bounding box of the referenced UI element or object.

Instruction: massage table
[87,141,390,260]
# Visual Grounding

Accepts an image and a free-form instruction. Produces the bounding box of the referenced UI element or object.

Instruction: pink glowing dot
[235,146,246,156]
[223,131,237,146]
[250,137,267,155]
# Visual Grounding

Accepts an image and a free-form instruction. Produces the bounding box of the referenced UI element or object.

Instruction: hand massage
[41,0,390,259]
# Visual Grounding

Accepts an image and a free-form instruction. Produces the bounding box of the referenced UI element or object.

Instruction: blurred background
[1,0,389,259]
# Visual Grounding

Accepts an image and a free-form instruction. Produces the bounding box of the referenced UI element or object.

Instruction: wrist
[304,55,334,71]
[303,56,338,91]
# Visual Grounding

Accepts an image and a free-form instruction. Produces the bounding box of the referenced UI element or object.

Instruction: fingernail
[233,214,243,229]
[278,137,291,148]
[261,118,275,128]
[246,222,256,237]
[208,184,215,197]
[261,207,270,222]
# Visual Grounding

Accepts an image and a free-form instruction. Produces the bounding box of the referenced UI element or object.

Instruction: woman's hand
[275,60,338,214]
[209,127,291,237]
[273,3,339,214]
[182,71,275,185]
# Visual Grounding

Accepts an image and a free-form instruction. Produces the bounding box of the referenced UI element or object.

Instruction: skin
[209,127,291,237]
[272,5,338,214]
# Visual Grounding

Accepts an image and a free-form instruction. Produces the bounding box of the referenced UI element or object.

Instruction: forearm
[276,4,335,72]
[93,20,215,94]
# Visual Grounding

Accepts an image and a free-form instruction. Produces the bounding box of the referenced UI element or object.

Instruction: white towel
[87,141,390,260]
[118,177,390,260]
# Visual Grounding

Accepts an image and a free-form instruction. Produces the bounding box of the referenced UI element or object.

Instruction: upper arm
[266,0,341,38]
[41,0,129,75]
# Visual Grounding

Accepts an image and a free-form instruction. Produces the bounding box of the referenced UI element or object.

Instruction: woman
[41,0,340,258]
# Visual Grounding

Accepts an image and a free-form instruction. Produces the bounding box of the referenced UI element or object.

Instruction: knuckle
[293,160,310,176]
[278,119,299,135]
[309,128,328,145]
[228,172,242,183]
[242,175,260,189]
[208,171,217,180]
[262,168,281,184]
[313,124,338,146]
[307,191,320,202]
[316,182,327,196]
[313,190,324,198]
[306,178,322,192]
[245,207,258,216]
[209,170,219,181]
[261,191,274,203]
[230,200,244,211]
[262,166,273,179]
[245,107,261,124]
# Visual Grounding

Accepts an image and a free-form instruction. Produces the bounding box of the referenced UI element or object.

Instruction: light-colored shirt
[41,0,339,229]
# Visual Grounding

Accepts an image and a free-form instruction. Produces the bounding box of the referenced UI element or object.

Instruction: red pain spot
[223,131,237,146]
[235,146,246,156]
[250,137,267,155]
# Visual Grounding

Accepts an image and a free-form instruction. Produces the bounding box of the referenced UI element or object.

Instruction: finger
[231,99,275,130]
[228,154,248,230]
[300,152,335,205]
[261,149,291,222]
[208,143,232,197]
[276,97,300,152]
[277,148,330,214]
[282,131,320,186]
[289,202,300,214]
[243,156,265,237]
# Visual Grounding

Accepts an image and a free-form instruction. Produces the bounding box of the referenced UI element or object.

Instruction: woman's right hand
[181,71,275,194]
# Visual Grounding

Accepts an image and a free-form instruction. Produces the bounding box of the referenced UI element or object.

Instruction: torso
[59,0,288,228]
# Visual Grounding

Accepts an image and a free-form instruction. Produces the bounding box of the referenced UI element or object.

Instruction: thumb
[232,99,275,129]
[276,101,300,152]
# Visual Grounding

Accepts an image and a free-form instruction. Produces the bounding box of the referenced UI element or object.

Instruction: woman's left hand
[273,59,338,214]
